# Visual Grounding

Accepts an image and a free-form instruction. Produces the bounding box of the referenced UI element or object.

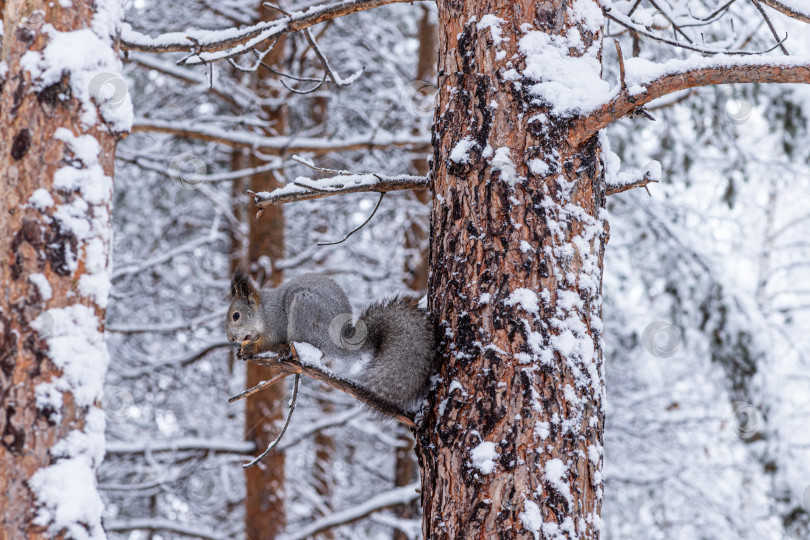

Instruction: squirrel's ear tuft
[231,268,259,303]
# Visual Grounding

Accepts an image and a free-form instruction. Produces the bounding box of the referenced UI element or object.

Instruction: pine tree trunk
[0,0,128,536]
[240,5,289,536]
[418,1,607,538]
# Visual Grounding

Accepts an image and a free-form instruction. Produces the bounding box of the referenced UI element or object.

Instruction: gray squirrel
[226,269,435,414]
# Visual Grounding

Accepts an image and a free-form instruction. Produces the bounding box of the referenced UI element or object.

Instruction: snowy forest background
[95,0,810,538]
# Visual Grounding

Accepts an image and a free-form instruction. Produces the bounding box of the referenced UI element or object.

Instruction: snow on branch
[105,518,228,540]
[606,161,661,196]
[759,0,810,23]
[254,172,429,207]
[238,346,417,427]
[105,437,256,455]
[576,54,810,143]
[279,482,421,540]
[121,0,417,64]
[132,119,430,156]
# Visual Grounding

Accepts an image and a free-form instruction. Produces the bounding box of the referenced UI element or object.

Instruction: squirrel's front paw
[238,339,260,359]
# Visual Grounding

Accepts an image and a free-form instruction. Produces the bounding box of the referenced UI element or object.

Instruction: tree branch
[279,482,421,540]
[575,56,810,143]
[105,519,227,540]
[758,0,810,23]
[253,173,429,207]
[105,437,256,455]
[241,348,417,427]
[121,0,420,64]
[132,119,430,156]
[606,162,661,196]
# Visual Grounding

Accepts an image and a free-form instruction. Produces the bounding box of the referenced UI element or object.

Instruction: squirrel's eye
[232,312,240,321]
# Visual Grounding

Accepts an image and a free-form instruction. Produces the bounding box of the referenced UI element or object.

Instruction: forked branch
[575,57,810,143]
[121,0,419,64]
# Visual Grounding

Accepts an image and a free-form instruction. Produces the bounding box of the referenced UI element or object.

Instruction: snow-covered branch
[105,518,228,540]
[759,0,810,23]
[254,173,429,207]
[105,437,256,455]
[132,119,430,155]
[279,482,421,540]
[606,161,661,196]
[576,55,810,142]
[121,0,418,65]
[243,348,417,426]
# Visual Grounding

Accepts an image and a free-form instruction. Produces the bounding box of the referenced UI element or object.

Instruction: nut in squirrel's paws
[238,339,259,359]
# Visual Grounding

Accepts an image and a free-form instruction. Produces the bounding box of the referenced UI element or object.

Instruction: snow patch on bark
[29,408,106,540]
[476,15,506,45]
[471,441,499,474]
[450,137,476,164]
[29,273,53,301]
[544,458,573,507]
[518,29,610,116]
[20,26,132,132]
[505,288,540,315]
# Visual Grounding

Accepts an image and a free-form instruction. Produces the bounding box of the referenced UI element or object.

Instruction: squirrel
[226,268,435,414]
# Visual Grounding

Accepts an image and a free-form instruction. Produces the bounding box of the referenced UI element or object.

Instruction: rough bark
[0,0,126,537]
[417,1,607,538]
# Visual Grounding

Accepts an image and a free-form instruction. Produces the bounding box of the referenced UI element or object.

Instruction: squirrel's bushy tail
[357,297,435,412]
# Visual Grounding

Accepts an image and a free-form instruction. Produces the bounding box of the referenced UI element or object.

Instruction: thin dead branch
[253,173,429,207]
[607,173,659,196]
[317,192,385,245]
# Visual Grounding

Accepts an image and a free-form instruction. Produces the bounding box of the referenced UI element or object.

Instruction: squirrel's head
[226,268,263,343]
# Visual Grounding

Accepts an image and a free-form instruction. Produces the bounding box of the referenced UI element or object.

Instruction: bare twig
[317,192,385,246]
[607,174,659,196]
[750,0,790,55]
[243,372,300,468]
[614,39,627,91]
[647,0,693,43]
[688,0,737,22]
[304,27,363,86]
[292,154,353,175]
[228,372,291,403]
[604,8,787,55]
